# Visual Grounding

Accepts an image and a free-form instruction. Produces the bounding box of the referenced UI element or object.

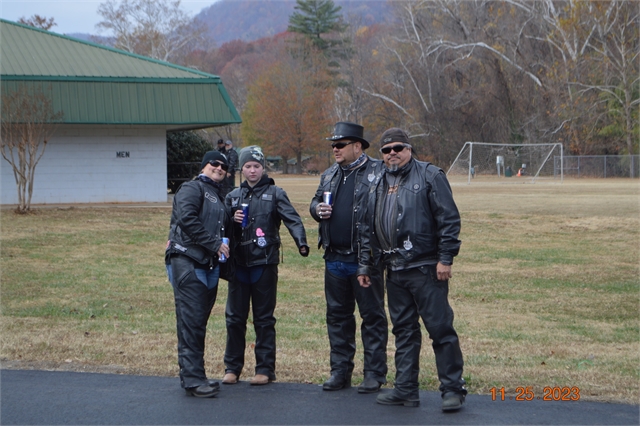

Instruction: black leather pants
[324,262,388,380]
[171,255,218,389]
[386,266,466,398]
[224,265,278,379]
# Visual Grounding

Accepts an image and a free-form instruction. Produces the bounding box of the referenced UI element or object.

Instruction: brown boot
[249,374,271,386]
[222,373,238,384]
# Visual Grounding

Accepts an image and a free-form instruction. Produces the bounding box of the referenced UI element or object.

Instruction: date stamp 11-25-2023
[490,386,581,402]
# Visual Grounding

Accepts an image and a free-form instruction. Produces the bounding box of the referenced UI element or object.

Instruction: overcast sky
[1,0,217,36]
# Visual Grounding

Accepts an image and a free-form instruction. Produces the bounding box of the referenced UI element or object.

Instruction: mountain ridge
[64,0,390,46]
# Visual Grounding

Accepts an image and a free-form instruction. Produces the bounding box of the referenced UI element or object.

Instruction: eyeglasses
[380,144,410,154]
[331,141,355,149]
[208,160,228,171]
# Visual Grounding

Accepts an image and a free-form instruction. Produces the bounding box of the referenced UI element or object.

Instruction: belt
[329,247,354,255]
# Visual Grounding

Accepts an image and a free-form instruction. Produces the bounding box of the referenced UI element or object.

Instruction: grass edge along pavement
[0,178,638,404]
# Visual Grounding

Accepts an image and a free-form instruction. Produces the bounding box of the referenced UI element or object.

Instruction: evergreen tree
[287,0,346,51]
[166,131,212,193]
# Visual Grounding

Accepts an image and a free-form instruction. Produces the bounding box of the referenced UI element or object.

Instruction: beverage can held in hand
[241,203,250,228]
[219,237,230,263]
[323,192,333,205]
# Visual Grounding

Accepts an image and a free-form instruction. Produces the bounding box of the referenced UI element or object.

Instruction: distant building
[0,19,241,205]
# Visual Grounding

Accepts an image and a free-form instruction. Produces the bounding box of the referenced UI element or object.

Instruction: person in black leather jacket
[223,146,309,386]
[358,128,467,412]
[310,122,388,394]
[165,150,232,398]
[223,140,239,191]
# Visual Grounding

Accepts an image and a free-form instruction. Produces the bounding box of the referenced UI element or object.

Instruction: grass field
[1,177,638,404]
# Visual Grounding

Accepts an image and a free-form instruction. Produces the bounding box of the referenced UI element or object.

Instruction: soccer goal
[446,142,563,184]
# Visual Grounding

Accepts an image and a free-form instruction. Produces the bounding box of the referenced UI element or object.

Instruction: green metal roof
[0,19,241,128]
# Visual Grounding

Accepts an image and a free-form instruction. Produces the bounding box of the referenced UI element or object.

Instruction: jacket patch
[174,243,187,253]
[204,192,218,203]
[256,228,267,247]
[262,193,273,201]
[231,197,240,207]
[403,236,413,251]
[368,172,376,182]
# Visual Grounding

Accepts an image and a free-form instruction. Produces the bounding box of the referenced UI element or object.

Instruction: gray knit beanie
[239,146,265,169]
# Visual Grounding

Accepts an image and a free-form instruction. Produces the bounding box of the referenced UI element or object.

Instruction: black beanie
[200,150,228,171]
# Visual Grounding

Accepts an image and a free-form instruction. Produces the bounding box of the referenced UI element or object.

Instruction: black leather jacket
[310,156,382,257]
[166,177,231,266]
[359,158,461,275]
[225,175,308,267]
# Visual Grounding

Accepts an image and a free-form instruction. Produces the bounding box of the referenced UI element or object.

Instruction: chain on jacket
[358,158,461,275]
[310,156,382,257]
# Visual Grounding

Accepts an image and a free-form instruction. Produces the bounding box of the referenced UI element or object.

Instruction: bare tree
[18,15,57,31]
[1,85,63,213]
[96,0,207,63]
[354,0,550,165]
[577,1,639,175]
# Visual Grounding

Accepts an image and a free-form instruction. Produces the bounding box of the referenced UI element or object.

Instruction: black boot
[358,374,383,394]
[322,374,351,391]
[376,390,420,407]
[185,384,220,398]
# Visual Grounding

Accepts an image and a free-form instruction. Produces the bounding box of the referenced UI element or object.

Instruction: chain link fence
[555,155,639,178]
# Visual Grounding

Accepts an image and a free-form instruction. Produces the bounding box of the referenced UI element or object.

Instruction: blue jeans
[326,260,359,278]
[166,264,219,290]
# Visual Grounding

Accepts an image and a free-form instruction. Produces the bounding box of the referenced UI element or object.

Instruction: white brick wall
[1,126,168,205]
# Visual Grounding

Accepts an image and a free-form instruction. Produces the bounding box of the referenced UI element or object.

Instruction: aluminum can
[322,191,333,205]
[241,203,250,228]
[219,237,230,263]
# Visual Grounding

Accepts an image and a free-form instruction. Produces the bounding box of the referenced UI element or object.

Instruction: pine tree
[287,0,346,51]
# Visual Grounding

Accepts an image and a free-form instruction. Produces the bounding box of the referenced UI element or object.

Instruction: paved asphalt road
[1,369,638,425]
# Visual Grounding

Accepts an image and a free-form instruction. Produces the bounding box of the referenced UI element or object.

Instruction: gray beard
[388,164,399,172]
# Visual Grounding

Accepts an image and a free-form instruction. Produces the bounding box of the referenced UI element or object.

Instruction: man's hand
[316,202,333,220]
[436,262,452,281]
[357,274,371,288]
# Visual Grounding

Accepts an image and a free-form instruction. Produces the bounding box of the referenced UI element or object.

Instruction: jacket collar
[241,174,274,194]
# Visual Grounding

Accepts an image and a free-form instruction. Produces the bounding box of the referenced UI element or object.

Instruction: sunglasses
[208,160,228,171]
[331,141,355,149]
[380,144,410,154]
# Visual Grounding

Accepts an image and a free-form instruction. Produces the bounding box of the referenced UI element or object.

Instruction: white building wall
[1,126,168,205]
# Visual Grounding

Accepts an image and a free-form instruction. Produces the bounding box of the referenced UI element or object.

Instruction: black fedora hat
[326,122,370,149]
